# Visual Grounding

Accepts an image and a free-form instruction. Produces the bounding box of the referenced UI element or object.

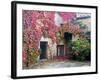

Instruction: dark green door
[40,42,47,59]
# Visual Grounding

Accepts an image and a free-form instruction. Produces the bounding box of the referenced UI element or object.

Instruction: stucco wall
[39,36,57,59]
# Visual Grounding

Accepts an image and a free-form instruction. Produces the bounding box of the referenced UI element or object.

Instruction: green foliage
[71,38,91,61]
[31,49,39,63]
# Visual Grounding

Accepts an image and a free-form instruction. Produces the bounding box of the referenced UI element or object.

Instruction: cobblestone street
[25,60,90,69]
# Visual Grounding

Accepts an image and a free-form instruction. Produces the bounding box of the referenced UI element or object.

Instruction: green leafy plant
[31,49,40,64]
[71,38,91,61]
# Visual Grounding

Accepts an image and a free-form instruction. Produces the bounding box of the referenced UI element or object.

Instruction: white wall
[0,0,99,80]
[40,36,57,59]
[55,12,63,26]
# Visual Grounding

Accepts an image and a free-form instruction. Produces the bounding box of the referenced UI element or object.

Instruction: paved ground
[26,60,90,69]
